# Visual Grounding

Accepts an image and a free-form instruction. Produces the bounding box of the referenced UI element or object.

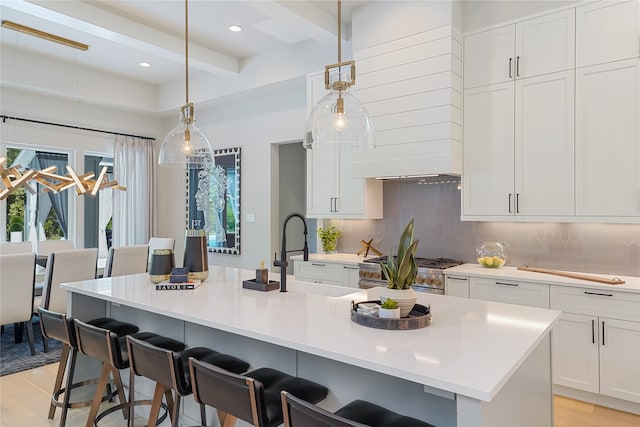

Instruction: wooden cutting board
[517,266,625,285]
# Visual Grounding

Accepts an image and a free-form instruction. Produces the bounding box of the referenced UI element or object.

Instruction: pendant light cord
[185,0,189,105]
[337,0,342,64]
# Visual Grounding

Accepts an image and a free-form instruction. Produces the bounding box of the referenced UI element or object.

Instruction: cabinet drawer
[550,286,640,322]
[469,277,549,308]
[294,261,343,285]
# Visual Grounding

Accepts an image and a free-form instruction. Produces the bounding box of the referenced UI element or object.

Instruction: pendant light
[159,0,213,168]
[303,0,374,150]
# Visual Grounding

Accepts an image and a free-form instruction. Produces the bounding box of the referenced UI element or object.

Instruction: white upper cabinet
[305,72,383,219]
[464,25,515,88]
[575,58,640,217]
[463,8,575,89]
[514,70,575,216]
[576,0,640,68]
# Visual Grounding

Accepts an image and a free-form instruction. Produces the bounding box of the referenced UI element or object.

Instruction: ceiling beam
[247,0,348,46]
[3,0,240,76]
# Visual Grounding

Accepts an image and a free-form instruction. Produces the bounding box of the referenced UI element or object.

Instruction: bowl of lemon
[476,241,507,268]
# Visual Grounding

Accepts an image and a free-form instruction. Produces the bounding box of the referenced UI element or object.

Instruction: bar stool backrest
[38,307,76,348]
[41,248,98,313]
[0,253,35,325]
[126,335,183,393]
[281,391,366,427]
[74,319,127,369]
[104,245,149,277]
[189,357,267,427]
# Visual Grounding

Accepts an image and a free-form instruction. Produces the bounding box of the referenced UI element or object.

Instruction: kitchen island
[62,266,560,427]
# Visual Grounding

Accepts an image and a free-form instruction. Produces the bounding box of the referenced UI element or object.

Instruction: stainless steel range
[358,256,464,294]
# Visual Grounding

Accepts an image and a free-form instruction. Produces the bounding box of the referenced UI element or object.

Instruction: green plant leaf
[397,218,415,261]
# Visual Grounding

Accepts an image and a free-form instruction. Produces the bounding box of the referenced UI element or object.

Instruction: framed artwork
[186,147,240,255]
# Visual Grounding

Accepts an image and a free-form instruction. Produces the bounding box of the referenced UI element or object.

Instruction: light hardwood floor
[1,362,640,427]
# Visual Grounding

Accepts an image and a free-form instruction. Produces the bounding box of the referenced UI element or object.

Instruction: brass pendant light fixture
[159,0,213,168]
[303,0,374,150]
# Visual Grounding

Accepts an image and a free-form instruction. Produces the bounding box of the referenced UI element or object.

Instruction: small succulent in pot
[379,298,399,309]
[381,218,419,290]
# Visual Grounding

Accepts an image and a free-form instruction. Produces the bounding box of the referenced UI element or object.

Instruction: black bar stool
[38,307,139,427]
[188,357,328,427]
[126,335,251,427]
[281,391,435,427]
[73,319,185,427]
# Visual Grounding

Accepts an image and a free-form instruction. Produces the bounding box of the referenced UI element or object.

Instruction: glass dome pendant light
[158,0,213,168]
[303,0,374,151]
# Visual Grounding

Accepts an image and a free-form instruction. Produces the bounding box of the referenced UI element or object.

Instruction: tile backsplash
[328,181,640,277]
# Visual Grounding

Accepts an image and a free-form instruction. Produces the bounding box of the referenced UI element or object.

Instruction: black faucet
[273,213,309,292]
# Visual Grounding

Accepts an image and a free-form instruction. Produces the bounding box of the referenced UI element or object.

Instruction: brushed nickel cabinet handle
[311,263,326,267]
[592,319,595,344]
[495,281,519,287]
[516,56,520,77]
[509,57,513,78]
[602,321,605,346]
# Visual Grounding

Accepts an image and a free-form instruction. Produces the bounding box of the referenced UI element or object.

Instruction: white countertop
[446,264,640,293]
[291,253,374,264]
[61,266,560,402]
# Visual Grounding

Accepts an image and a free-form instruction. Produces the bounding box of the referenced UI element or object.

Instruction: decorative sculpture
[0,156,125,200]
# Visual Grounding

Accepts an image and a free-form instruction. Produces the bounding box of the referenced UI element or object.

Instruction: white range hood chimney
[349,1,463,179]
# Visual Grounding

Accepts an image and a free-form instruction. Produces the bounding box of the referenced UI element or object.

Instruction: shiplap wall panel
[364,88,458,118]
[357,57,453,89]
[357,67,457,104]
[356,38,453,74]
[372,105,462,132]
[354,26,453,61]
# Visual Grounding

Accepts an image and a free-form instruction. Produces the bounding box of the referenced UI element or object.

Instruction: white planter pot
[10,231,22,242]
[378,287,417,317]
[379,307,400,319]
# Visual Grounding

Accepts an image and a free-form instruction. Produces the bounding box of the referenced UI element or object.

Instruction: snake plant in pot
[379,218,419,317]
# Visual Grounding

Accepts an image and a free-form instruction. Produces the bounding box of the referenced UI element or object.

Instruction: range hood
[351,138,462,179]
[349,1,463,180]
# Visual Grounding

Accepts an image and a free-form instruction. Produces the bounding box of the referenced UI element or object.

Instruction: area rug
[0,321,61,376]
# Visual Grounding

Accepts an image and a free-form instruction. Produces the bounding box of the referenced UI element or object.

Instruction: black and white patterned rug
[0,320,61,376]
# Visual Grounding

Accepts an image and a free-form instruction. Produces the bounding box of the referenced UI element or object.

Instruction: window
[3,147,70,243]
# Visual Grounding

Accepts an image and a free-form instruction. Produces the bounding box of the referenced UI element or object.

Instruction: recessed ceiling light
[228,25,243,32]
[139,62,151,68]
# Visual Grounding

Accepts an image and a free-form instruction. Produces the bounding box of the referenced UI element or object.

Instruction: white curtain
[112,135,153,246]
[98,188,112,258]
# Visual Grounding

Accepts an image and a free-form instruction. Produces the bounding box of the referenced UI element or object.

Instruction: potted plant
[8,216,24,242]
[379,218,419,317]
[317,226,341,253]
[378,298,400,319]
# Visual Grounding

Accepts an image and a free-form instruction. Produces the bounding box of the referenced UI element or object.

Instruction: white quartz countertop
[291,253,374,265]
[61,266,560,402]
[446,264,640,293]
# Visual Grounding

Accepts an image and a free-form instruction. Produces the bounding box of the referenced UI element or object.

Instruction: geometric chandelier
[0,156,125,200]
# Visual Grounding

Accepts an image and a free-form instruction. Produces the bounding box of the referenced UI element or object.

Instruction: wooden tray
[350,300,432,330]
[242,279,280,292]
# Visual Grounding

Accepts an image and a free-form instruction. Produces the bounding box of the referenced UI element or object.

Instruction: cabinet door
[515,70,575,216]
[552,313,600,394]
[576,59,640,217]
[294,260,343,285]
[515,9,575,79]
[445,275,469,298]
[342,265,360,288]
[599,318,640,403]
[469,277,550,308]
[576,0,640,68]
[463,82,515,216]
[306,146,338,217]
[336,144,366,215]
[464,25,515,88]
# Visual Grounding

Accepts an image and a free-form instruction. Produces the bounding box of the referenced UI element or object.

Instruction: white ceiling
[0,0,367,112]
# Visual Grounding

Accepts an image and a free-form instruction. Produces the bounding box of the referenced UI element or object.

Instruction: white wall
[155,80,308,270]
